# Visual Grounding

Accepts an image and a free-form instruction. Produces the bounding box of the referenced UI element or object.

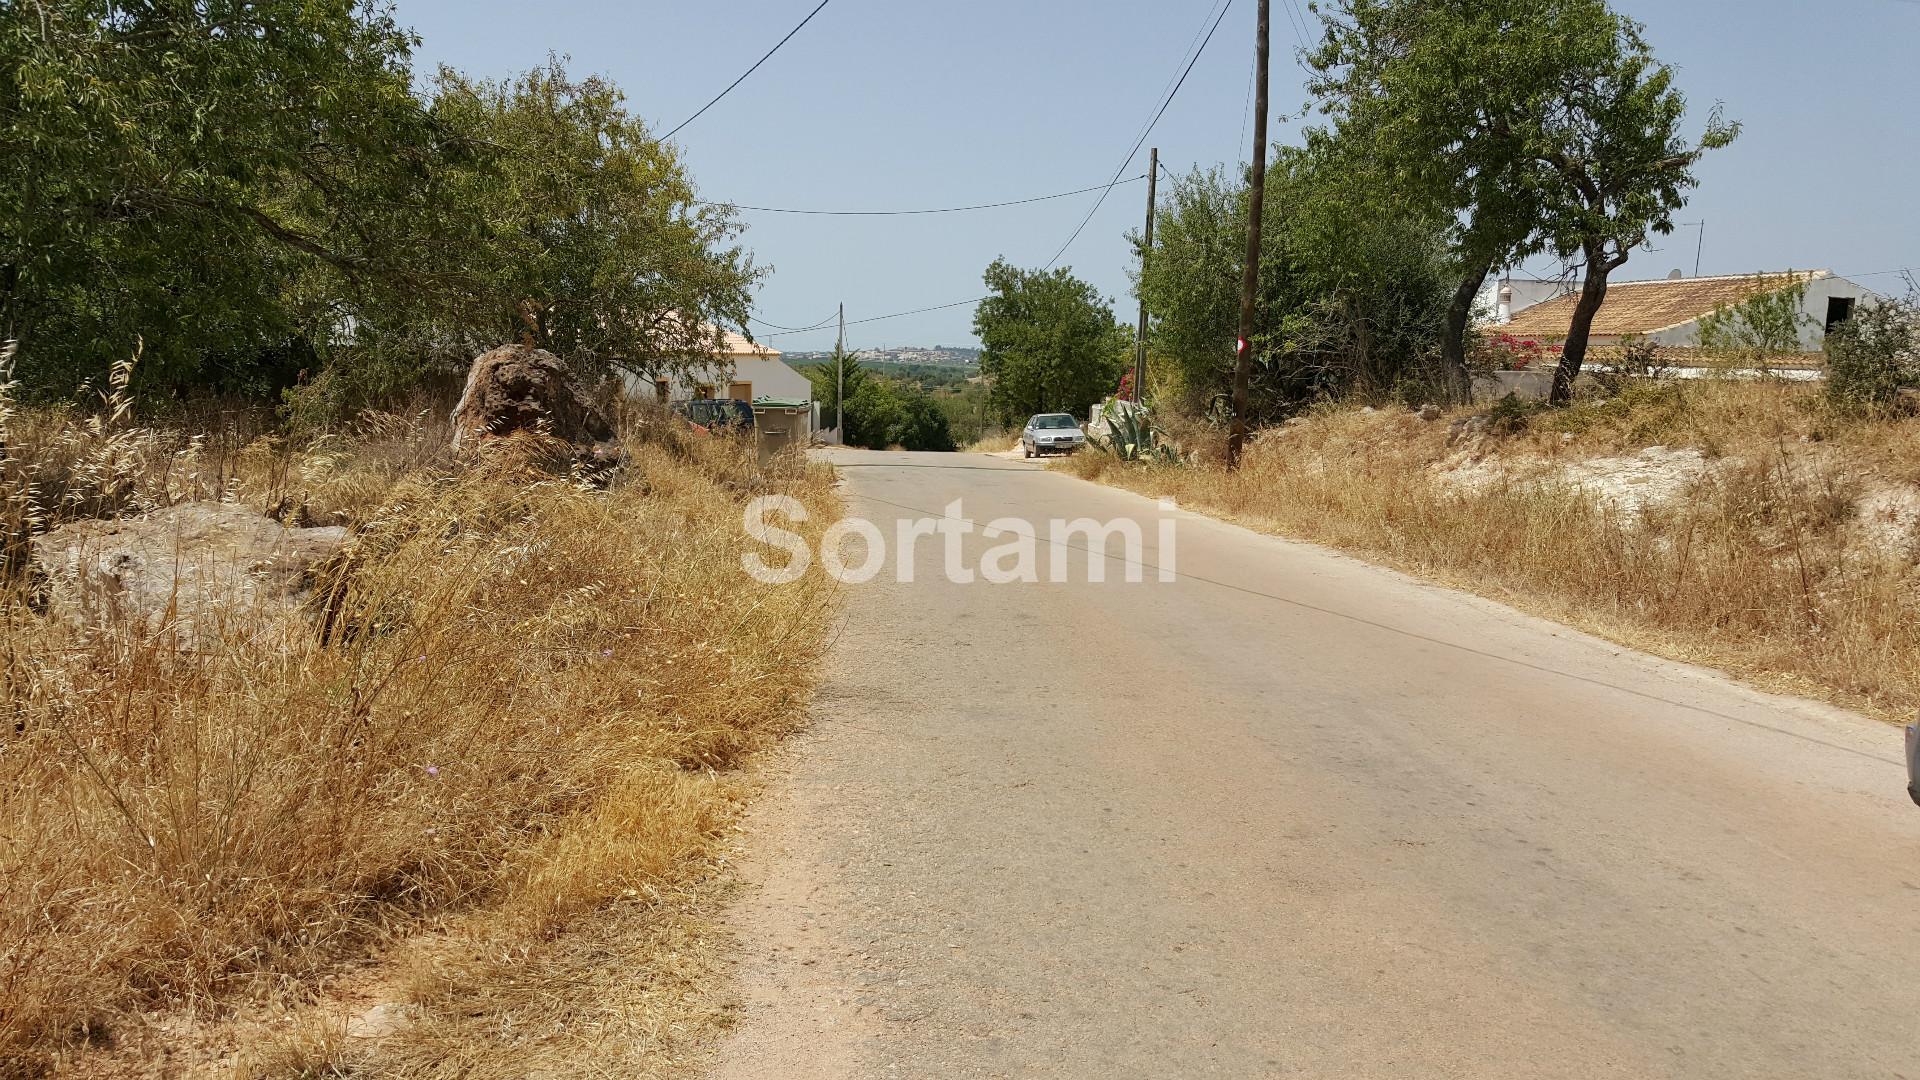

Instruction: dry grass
[962,428,1017,455]
[1066,380,1920,720]
[0,396,839,1075]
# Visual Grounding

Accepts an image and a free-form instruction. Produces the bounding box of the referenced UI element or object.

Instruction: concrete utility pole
[1132,147,1158,403]
[1226,0,1270,471]
[836,302,845,438]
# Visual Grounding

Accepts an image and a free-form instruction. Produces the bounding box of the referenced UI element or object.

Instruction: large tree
[1309,0,1737,404]
[1132,145,1453,421]
[1,0,449,394]
[426,61,760,385]
[3,3,762,412]
[973,259,1129,425]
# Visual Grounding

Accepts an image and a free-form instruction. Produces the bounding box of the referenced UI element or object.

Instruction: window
[654,378,669,403]
[728,380,753,401]
[1826,296,1857,333]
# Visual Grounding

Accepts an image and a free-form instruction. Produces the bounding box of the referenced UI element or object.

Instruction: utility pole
[835,302,845,439]
[1132,147,1158,403]
[1227,0,1270,470]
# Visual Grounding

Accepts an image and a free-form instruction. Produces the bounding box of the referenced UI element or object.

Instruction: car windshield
[1033,415,1078,429]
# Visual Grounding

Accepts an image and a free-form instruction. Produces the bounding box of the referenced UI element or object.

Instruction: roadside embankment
[1,406,838,1076]
[1062,381,1920,720]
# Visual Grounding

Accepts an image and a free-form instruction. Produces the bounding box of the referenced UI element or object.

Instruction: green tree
[1308,0,1737,404]
[425,61,760,386]
[807,347,880,447]
[1825,290,1918,408]
[1696,276,1813,359]
[893,389,956,452]
[1309,1,1550,402]
[973,259,1129,425]
[803,354,954,451]
[2,0,449,395]
[1132,147,1453,421]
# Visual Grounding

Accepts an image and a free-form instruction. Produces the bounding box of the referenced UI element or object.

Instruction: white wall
[624,355,814,402]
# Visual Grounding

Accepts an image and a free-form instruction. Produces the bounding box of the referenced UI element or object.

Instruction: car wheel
[1023,442,1032,459]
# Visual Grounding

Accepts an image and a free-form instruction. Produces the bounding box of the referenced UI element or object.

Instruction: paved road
[704,449,1920,1079]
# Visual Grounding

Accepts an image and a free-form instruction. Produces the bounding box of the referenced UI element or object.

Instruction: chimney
[1497,284,1513,324]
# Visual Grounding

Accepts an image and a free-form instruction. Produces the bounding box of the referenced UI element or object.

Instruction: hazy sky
[398,0,1920,350]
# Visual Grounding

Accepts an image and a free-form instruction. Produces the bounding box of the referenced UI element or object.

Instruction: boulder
[450,345,615,450]
[31,502,347,639]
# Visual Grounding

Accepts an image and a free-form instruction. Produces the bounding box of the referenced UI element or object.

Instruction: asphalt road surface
[703,448,1920,1079]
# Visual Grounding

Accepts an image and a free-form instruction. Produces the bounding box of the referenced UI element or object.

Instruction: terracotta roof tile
[1498,271,1825,340]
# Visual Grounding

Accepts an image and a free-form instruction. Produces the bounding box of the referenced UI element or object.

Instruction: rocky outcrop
[31,502,347,639]
[450,345,615,450]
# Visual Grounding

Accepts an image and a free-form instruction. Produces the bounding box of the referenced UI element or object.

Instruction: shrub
[1826,292,1919,408]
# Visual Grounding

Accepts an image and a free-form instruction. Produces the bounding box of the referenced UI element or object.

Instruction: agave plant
[1090,397,1180,464]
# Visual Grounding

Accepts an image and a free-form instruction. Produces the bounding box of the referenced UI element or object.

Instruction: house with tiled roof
[1491,270,1877,352]
[629,328,812,404]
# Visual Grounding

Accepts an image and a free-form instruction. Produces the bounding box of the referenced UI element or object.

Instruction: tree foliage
[1695,277,1812,358]
[1133,145,1454,421]
[1826,290,1919,408]
[3,0,440,394]
[426,61,759,382]
[973,258,1129,426]
[2,1,759,413]
[803,349,955,451]
[1309,0,1737,403]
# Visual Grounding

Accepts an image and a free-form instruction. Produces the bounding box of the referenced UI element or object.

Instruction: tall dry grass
[0,397,838,1075]
[1066,380,1920,719]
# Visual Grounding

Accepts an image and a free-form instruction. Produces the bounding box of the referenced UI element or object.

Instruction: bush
[1826,292,1919,408]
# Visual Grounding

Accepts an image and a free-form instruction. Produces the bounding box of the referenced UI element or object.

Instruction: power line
[750,310,840,333]
[705,176,1146,216]
[1042,0,1237,271]
[661,0,832,142]
[758,296,988,339]
[756,0,1237,340]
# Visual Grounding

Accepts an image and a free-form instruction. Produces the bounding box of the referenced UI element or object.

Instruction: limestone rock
[31,502,347,638]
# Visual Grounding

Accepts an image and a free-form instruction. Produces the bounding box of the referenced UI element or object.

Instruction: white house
[1491,270,1878,352]
[632,330,813,403]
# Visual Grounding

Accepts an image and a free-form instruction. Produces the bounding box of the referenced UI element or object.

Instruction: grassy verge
[1,404,838,1075]
[1063,381,1920,721]
[962,428,1016,455]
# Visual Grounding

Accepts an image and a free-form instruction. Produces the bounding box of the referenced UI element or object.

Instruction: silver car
[1022,413,1086,458]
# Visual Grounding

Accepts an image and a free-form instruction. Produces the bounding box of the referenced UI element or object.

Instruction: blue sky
[398,0,1920,351]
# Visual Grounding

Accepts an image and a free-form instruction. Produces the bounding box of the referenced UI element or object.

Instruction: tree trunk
[1443,260,1492,405]
[1551,258,1613,404]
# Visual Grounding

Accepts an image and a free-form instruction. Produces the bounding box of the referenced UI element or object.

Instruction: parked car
[1022,413,1086,458]
[673,398,756,433]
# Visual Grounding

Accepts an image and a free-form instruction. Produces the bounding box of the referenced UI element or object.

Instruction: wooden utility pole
[835,302,845,438]
[1132,147,1158,402]
[1226,0,1270,471]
